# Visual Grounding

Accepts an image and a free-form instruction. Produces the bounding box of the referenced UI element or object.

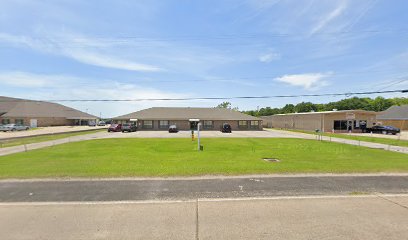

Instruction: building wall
[268,112,377,133]
[0,117,75,127]
[377,120,408,130]
[119,119,263,131]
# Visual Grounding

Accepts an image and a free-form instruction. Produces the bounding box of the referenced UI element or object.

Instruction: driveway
[0,126,107,139]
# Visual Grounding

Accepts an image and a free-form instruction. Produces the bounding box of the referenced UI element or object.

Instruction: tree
[281,104,295,113]
[216,102,232,109]
[294,102,317,113]
[371,96,393,112]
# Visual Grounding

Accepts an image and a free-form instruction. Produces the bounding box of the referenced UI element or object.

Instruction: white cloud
[310,0,348,35]
[275,72,331,90]
[0,71,189,117]
[259,50,281,63]
[0,71,79,87]
[0,32,162,72]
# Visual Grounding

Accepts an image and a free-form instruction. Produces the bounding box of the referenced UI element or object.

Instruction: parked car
[88,121,96,127]
[168,125,178,133]
[366,125,400,135]
[122,123,137,132]
[220,123,232,133]
[108,124,122,132]
[0,123,30,132]
[97,121,106,126]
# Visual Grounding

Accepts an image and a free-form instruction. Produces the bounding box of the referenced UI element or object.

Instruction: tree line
[239,97,408,117]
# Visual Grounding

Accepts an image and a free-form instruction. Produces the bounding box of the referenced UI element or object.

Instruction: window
[1,119,10,124]
[238,120,247,129]
[354,120,367,129]
[333,120,347,130]
[159,120,169,129]
[142,120,153,129]
[15,119,24,125]
[250,121,259,129]
[203,120,213,129]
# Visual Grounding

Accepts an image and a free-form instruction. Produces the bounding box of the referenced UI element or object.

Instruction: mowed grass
[283,129,408,147]
[0,138,407,178]
[0,129,105,148]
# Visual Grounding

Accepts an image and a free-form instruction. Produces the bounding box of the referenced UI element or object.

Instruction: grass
[0,129,105,148]
[0,138,407,178]
[281,129,408,147]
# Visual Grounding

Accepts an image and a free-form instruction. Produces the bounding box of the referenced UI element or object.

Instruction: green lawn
[0,138,407,178]
[281,129,408,147]
[0,129,105,148]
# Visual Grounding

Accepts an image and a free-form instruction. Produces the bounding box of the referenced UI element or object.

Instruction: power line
[1,89,406,103]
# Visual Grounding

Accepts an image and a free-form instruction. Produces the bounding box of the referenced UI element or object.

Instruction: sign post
[197,123,201,151]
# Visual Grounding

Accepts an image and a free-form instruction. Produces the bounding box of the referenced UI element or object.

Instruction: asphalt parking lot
[99,129,311,139]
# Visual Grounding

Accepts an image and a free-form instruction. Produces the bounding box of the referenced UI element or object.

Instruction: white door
[30,119,38,128]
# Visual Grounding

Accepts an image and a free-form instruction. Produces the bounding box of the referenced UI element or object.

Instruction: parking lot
[344,131,408,140]
[0,126,107,140]
[99,130,310,139]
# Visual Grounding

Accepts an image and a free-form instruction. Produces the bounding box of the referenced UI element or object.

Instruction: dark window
[143,120,153,129]
[250,121,259,129]
[1,119,10,124]
[238,120,248,129]
[159,120,169,129]
[333,120,347,130]
[203,120,213,129]
[15,119,24,125]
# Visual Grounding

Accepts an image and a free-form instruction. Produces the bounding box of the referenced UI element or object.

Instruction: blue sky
[0,0,407,117]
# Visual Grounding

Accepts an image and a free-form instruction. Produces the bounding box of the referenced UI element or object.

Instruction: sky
[0,0,407,117]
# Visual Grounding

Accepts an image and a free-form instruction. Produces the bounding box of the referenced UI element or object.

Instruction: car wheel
[11,128,16,132]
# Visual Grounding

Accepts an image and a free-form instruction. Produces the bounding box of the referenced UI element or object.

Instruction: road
[1,175,408,240]
[1,175,408,202]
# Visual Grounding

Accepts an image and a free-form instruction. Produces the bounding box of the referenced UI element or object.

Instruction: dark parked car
[366,125,400,135]
[168,125,178,133]
[108,124,122,132]
[220,123,232,133]
[122,123,137,132]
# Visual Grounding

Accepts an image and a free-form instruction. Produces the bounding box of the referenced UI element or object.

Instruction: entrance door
[30,119,38,128]
[347,120,353,132]
[190,121,198,130]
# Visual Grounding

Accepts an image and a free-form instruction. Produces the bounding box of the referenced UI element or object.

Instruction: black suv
[220,123,232,133]
[121,123,137,132]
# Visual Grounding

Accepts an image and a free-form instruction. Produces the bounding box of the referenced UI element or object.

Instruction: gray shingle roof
[377,105,408,120]
[114,107,261,121]
[0,96,97,119]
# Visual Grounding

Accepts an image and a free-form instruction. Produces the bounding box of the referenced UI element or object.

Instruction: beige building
[377,105,408,130]
[113,107,262,131]
[0,96,98,127]
[261,110,377,133]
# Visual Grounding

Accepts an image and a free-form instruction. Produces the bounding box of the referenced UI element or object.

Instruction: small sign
[346,113,355,120]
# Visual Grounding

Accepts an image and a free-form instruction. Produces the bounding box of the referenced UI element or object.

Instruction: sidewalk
[1,195,407,240]
[266,129,408,154]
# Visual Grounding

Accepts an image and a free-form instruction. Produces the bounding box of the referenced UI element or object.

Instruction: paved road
[1,175,408,202]
[1,195,408,240]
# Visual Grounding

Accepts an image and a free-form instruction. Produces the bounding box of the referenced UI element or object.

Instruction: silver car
[0,124,30,132]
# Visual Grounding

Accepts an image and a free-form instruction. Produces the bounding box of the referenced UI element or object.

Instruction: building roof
[377,105,408,120]
[0,96,97,119]
[114,107,261,121]
[261,109,377,118]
